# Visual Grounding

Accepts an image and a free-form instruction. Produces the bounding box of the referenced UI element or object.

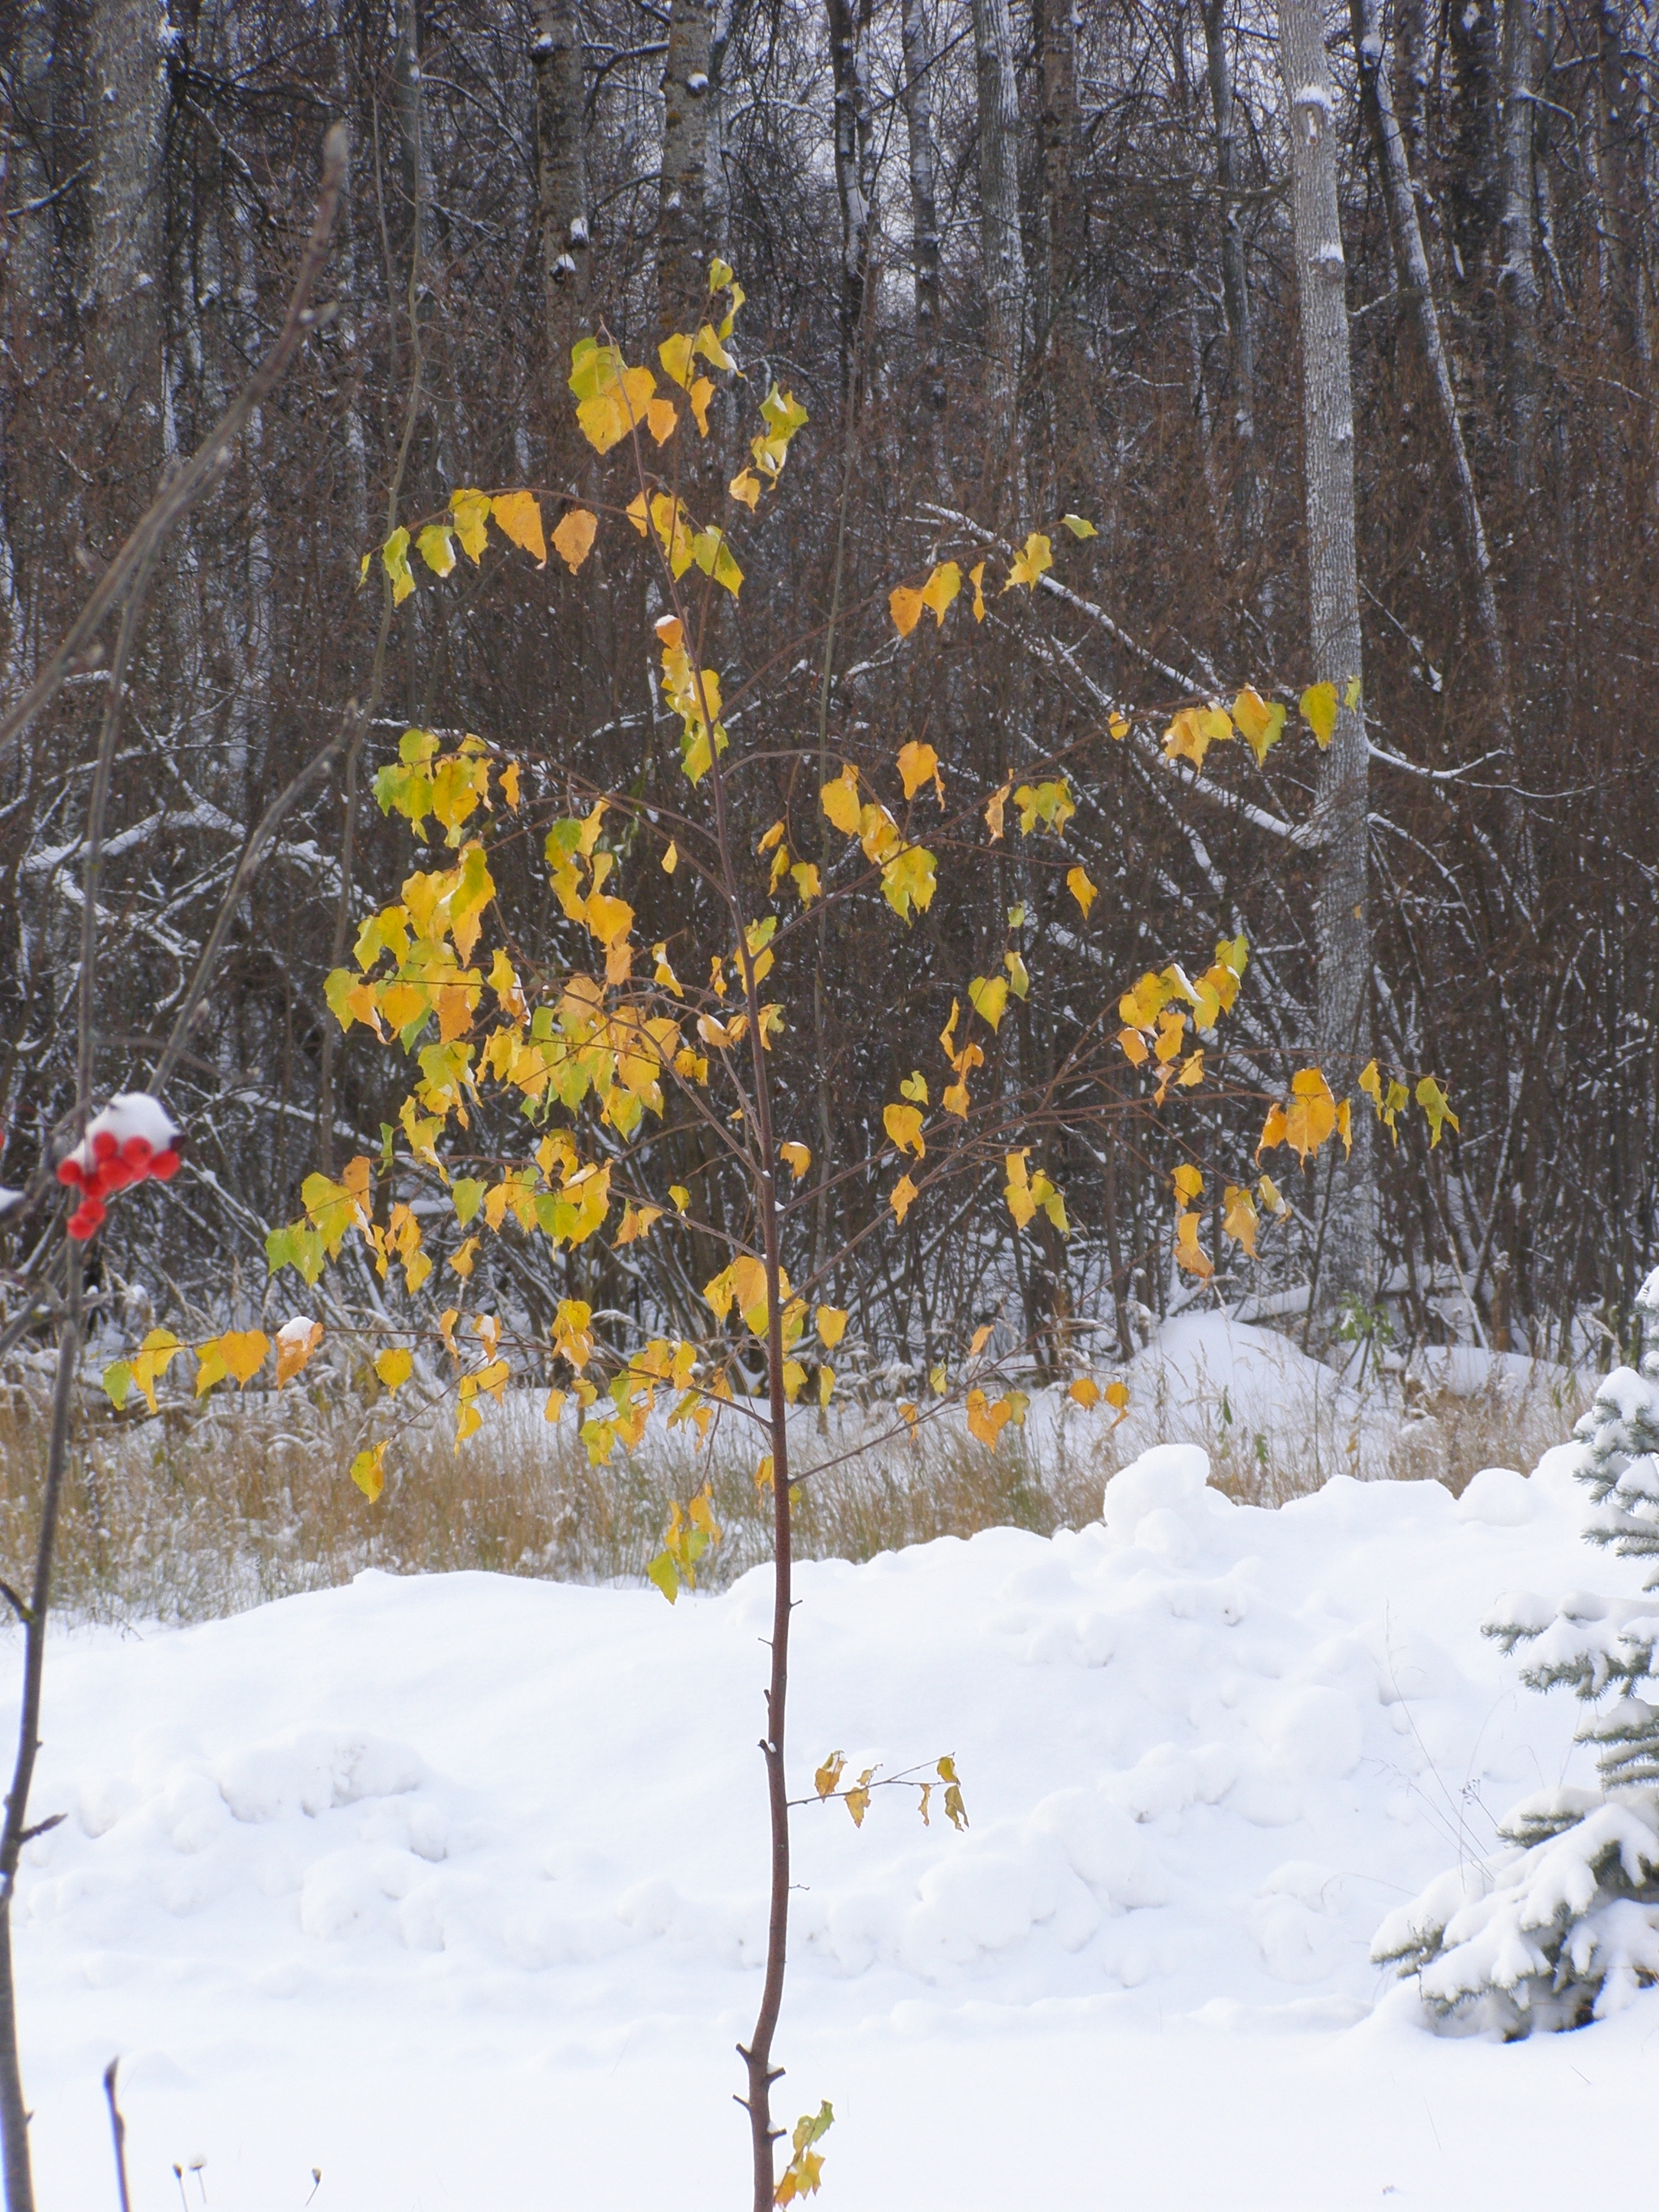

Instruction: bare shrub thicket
[1,1,1657,1376]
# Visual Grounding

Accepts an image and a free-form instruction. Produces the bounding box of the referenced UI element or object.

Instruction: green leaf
[452,1178,487,1227]
[102,1360,133,1412]
[646,1550,680,1604]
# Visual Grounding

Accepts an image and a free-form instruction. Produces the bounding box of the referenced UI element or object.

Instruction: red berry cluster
[59,1132,179,1241]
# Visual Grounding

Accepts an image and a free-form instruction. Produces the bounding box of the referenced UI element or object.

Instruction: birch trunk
[1201,0,1263,557]
[532,0,591,375]
[86,0,168,478]
[899,0,945,419]
[659,0,716,336]
[970,0,1027,488]
[1279,0,1376,1313]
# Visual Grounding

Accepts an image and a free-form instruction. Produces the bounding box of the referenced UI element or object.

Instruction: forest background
[1,0,1656,1391]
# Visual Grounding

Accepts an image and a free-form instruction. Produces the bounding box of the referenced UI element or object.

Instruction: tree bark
[533,0,591,373]
[1034,0,1085,353]
[899,0,945,419]
[825,0,876,397]
[1201,0,1263,558]
[1279,0,1376,1314]
[659,0,717,337]
[1352,0,1531,894]
[1498,0,1542,469]
[85,0,169,481]
[970,0,1027,489]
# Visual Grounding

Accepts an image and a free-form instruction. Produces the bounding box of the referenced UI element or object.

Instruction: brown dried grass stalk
[0,1359,1588,1626]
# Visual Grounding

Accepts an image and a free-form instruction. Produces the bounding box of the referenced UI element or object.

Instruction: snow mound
[6,1453,1657,2206]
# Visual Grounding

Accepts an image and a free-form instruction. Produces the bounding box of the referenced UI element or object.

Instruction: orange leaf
[551,506,598,573]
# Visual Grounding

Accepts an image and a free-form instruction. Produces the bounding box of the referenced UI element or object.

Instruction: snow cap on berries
[59,1094,181,1237]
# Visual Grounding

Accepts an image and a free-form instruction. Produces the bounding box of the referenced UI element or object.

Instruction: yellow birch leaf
[1415,1075,1459,1147]
[791,861,820,903]
[382,527,415,606]
[1281,1068,1338,1163]
[659,331,694,390]
[920,560,961,623]
[821,768,862,835]
[1344,676,1363,709]
[1256,1103,1289,1160]
[883,1103,926,1159]
[968,974,1009,1030]
[551,506,598,573]
[889,584,924,637]
[729,468,761,508]
[375,1346,413,1391]
[1108,710,1129,739]
[1105,1379,1130,1418]
[1233,686,1287,765]
[1336,1097,1353,1154]
[449,488,492,560]
[1060,513,1098,538]
[449,1237,480,1278]
[1068,1376,1102,1409]
[275,1318,323,1387]
[816,1305,848,1349]
[688,376,714,434]
[970,561,987,620]
[1175,1211,1213,1279]
[1173,1163,1205,1204]
[1300,682,1338,747]
[417,523,456,577]
[780,1141,812,1179]
[501,761,521,809]
[645,396,679,445]
[897,740,943,802]
[1065,866,1097,917]
[1004,533,1053,590]
[491,492,547,566]
[669,1185,691,1212]
[1164,707,1215,769]
[1222,1184,1260,1255]
[544,1387,566,1424]
[889,1174,919,1223]
[219,1331,271,1387]
[351,1442,387,1502]
[819,1364,835,1408]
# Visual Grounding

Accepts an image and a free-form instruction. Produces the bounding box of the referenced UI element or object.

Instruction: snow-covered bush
[1373,1269,1659,2032]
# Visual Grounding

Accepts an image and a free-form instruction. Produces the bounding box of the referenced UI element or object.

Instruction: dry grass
[0,1379,1111,1626]
[0,1346,1591,1626]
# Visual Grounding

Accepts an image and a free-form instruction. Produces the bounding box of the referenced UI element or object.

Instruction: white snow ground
[10,1434,1657,2210]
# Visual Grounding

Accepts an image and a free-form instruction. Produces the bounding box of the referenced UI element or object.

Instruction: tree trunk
[825,0,875,396]
[970,0,1027,492]
[1279,0,1376,1314]
[899,0,945,420]
[659,0,717,337]
[532,0,591,375]
[1201,0,1263,560]
[1498,0,1542,470]
[1034,0,1084,353]
[392,0,432,277]
[85,0,168,484]
[1352,0,1531,893]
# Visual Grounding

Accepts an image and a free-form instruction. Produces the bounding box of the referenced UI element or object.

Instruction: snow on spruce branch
[1374,1268,1659,2031]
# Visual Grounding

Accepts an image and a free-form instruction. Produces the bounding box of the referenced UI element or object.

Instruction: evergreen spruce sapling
[1374,1268,1659,2031]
